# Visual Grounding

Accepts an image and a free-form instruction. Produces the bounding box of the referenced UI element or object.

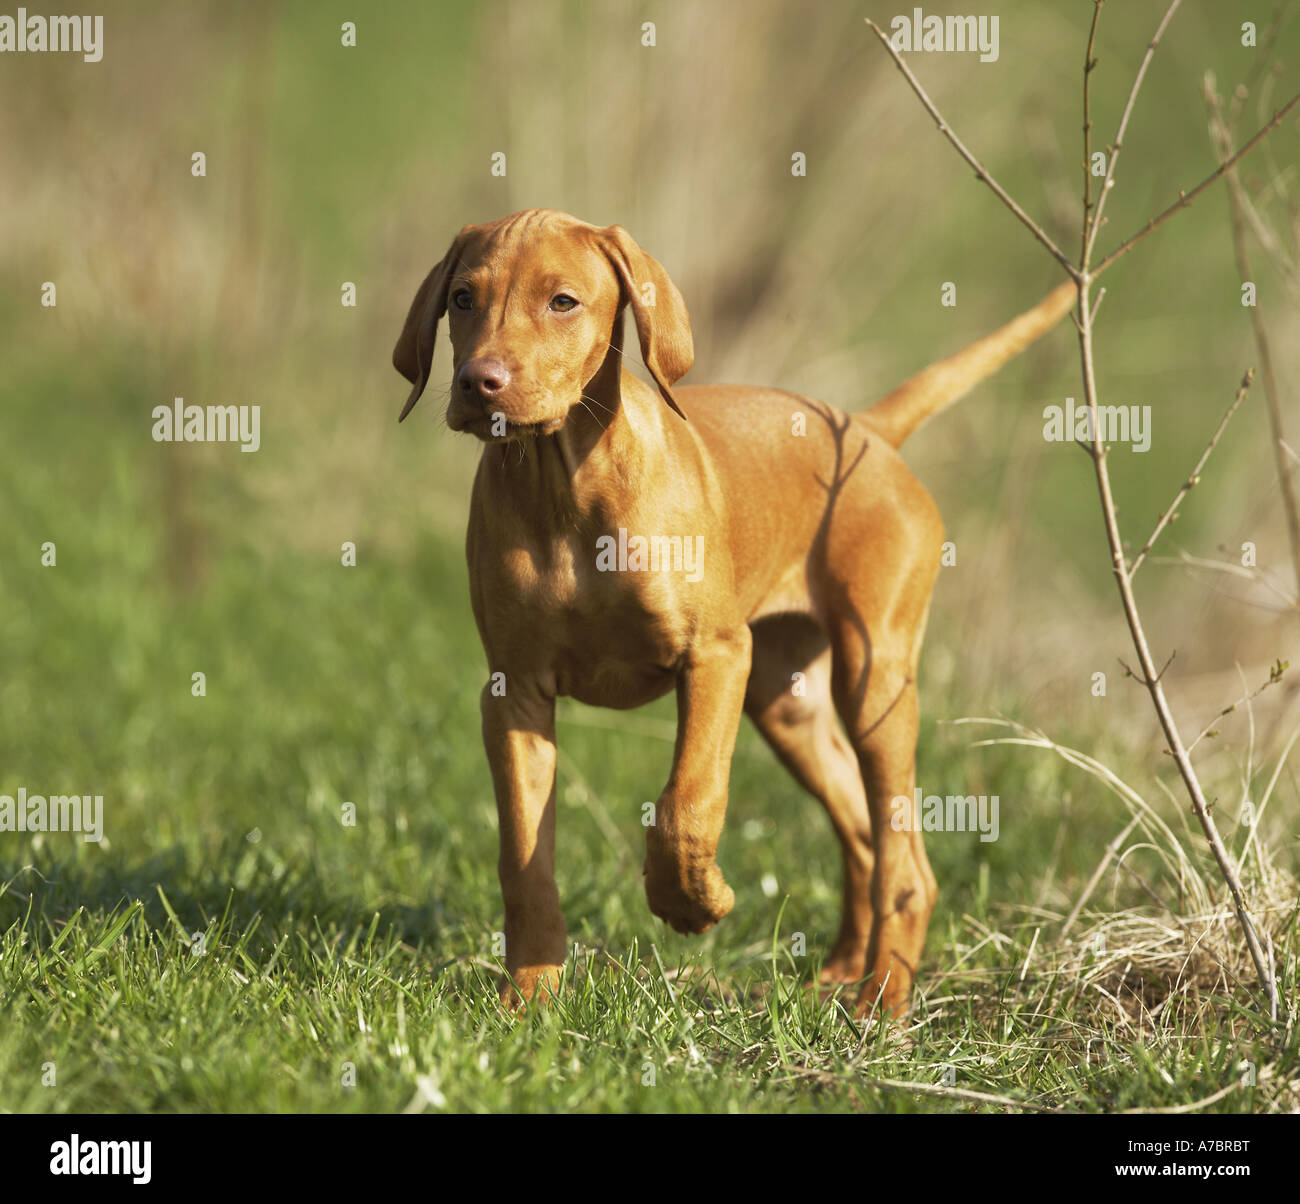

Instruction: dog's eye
[549,294,579,312]
[452,289,473,311]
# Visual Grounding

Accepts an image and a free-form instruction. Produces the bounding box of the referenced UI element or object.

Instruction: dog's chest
[470,525,696,707]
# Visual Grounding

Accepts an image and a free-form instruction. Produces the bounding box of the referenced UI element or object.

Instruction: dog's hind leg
[745,615,875,984]
[825,610,938,1019]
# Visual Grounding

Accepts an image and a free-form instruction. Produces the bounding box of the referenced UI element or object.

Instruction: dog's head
[393,209,693,440]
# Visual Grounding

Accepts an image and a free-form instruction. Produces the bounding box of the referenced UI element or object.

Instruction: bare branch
[1061,813,1140,936]
[1187,658,1289,754]
[1081,1,1106,265]
[864,19,1078,279]
[1093,92,1300,278]
[1129,371,1254,578]
[866,2,1291,1014]
[1229,0,1294,127]
[1205,76,1300,596]
[1083,0,1185,266]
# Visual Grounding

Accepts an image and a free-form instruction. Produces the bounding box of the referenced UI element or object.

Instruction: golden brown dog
[394,209,1074,1016]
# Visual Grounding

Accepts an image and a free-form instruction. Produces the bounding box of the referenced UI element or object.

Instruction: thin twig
[1082,0,1185,265]
[1129,371,1254,578]
[1205,76,1300,597]
[1265,931,1278,1023]
[784,1065,1056,1112]
[1093,91,1300,278]
[1062,815,1141,936]
[1187,659,1289,755]
[1081,1,1106,266]
[864,19,1078,280]
[1089,286,1106,324]
[1155,553,1298,610]
[1117,1080,1243,1114]
[1117,853,1181,921]
[1229,1,1294,128]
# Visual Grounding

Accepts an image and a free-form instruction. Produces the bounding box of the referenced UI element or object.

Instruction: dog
[394,209,1074,1016]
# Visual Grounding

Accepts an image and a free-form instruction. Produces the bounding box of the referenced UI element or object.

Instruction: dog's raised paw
[643,857,735,934]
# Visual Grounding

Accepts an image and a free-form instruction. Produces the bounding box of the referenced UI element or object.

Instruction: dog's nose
[457,358,510,400]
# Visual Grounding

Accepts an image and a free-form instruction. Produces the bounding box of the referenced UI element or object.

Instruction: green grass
[1,530,1295,1113]
[2,0,1298,1115]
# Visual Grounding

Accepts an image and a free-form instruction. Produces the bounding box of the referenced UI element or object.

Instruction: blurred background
[1,0,1298,1059]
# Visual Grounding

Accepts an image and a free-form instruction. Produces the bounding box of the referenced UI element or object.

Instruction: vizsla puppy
[394,209,1073,1016]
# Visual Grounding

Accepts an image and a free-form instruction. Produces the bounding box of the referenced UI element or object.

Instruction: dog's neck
[484,316,669,528]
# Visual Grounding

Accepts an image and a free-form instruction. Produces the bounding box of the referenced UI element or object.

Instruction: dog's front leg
[645,627,752,934]
[481,681,566,1006]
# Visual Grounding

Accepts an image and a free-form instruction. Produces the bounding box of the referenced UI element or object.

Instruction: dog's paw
[498,963,565,1011]
[853,965,914,1020]
[818,951,868,986]
[643,854,735,934]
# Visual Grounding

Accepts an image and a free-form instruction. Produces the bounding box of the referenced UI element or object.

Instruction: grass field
[2,0,1299,1114]
[2,534,1295,1113]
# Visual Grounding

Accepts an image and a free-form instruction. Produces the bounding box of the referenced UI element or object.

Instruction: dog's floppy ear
[393,228,472,422]
[599,225,694,419]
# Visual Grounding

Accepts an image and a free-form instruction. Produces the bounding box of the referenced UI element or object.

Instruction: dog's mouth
[448,404,567,443]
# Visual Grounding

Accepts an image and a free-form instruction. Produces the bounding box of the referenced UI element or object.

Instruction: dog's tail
[861,280,1077,449]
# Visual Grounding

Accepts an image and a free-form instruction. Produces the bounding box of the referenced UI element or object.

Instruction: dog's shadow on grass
[0,840,479,972]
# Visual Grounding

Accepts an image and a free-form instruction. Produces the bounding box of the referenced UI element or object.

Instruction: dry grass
[961,716,1297,1028]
